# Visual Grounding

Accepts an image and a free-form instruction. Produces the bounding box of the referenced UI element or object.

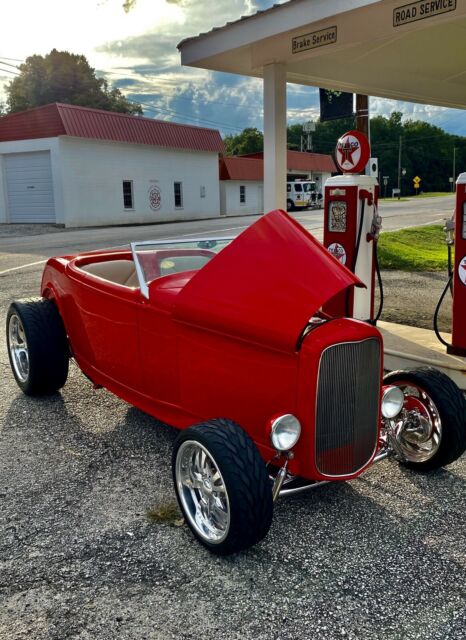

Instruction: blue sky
[1,0,464,137]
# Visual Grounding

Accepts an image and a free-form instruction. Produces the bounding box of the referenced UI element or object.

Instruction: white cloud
[0,0,464,137]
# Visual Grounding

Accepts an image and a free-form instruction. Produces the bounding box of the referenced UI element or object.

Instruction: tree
[6,49,142,115]
[224,128,264,155]
[225,116,465,193]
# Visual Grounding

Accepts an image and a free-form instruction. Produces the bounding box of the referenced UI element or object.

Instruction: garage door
[5,151,56,223]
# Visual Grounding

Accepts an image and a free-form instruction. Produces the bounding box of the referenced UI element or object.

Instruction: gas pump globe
[323,130,381,322]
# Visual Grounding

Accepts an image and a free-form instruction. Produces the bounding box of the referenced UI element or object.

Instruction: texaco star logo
[328,242,347,265]
[459,256,466,286]
[336,134,361,171]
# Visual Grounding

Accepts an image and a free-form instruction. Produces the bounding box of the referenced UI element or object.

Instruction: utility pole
[355,94,369,140]
[453,146,457,190]
[397,135,402,200]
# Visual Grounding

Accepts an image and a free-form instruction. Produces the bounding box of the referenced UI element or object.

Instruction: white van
[286,181,321,211]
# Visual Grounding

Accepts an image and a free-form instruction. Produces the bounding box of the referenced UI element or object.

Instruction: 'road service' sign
[394,0,456,27]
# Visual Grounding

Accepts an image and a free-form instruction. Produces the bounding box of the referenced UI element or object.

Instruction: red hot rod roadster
[6,210,466,554]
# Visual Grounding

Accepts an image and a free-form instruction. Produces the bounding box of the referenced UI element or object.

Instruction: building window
[122,180,134,209]
[200,185,206,198]
[240,185,246,204]
[174,182,183,208]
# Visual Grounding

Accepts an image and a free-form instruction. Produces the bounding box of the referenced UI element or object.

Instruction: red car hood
[173,209,363,352]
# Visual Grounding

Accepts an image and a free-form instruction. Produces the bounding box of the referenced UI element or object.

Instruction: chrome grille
[315,338,381,477]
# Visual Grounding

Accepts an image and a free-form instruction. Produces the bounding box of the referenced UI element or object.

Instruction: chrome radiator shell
[315,338,381,477]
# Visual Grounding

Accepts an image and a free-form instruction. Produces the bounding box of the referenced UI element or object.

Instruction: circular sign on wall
[459,256,466,286]
[335,130,371,174]
[149,185,161,211]
[328,242,347,265]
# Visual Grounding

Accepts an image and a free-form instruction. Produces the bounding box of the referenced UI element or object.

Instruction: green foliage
[6,49,142,115]
[224,127,264,155]
[378,225,450,271]
[224,112,465,193]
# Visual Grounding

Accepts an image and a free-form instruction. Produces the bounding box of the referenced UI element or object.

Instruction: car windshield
[303,183,316,192]
[131,237,233,298]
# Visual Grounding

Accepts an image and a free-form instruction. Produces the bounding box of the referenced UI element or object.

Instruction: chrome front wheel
[175,440,230,544]
[383,368,466,470]
[393,382,442,463]
[172,419,273,554]
[8,313,29,383]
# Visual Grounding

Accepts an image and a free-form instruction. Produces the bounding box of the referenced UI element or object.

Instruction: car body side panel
[137,303,180,405]
[176,323,299,450]
[173,209,363,352]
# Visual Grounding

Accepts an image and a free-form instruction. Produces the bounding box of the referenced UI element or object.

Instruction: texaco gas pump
[323,130,382,322]
[448,172,466,356]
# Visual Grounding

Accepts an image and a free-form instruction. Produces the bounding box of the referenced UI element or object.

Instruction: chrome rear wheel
[8,314,29,383]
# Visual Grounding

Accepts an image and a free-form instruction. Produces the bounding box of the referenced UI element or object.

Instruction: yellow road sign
[413,176,421,184]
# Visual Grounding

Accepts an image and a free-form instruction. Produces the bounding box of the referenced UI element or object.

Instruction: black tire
[172,418,273,555]
[286,199,294,212]
[6,298,69,396]
[384,367,466,471]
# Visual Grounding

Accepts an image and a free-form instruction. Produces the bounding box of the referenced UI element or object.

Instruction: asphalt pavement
[0,195,465,640]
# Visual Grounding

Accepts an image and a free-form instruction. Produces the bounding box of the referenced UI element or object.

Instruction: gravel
[0,264,465,640]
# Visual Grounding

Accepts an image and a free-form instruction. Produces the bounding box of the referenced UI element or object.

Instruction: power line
[0,59,21,70]
[0,66,20,77]
[130,98,247,132]
[0,55,23,62]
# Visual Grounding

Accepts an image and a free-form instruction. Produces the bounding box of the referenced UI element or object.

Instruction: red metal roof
[220,156,263,181]
[0,103,225,153]
[241,150,337,173]
[220,150,336,180]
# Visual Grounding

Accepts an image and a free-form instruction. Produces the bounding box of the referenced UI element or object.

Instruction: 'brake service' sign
[394,0,456,26]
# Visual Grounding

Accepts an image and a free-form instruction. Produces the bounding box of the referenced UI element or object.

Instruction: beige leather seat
[80,260,138,287]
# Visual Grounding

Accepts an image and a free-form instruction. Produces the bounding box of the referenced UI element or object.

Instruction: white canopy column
[263,63,287,213]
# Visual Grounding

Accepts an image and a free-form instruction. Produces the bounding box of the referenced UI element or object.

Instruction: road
[0,195,455,274]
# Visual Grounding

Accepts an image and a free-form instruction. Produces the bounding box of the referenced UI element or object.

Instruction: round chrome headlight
[381,386,405,419]
[270,414,301,451]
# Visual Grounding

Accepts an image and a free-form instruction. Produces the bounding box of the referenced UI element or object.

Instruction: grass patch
[413,192,452,198]
[147,502,184,526]
[378,224,451,271]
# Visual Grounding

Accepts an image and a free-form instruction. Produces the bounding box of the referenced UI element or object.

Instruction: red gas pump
[449,172,466,356]
[323,131,382,321]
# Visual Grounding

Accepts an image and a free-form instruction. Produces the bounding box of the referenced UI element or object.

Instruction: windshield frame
[131,236,235,298]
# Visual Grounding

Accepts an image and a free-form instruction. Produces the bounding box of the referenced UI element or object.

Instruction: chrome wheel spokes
[176,441,230,544]
[394,383,442,463]
[8,314,29,383]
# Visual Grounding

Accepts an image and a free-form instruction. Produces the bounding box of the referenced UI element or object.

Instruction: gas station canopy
[178,0,466,109]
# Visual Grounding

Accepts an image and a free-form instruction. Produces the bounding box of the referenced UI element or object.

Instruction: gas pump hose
[346,197,385,323]
[372,243,384,324]
[346,199,366,317]
[433,243,453,349]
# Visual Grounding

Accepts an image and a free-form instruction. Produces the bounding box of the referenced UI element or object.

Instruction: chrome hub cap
[394,383,442,463]
[8,314,29,383]
[175,441,230,544]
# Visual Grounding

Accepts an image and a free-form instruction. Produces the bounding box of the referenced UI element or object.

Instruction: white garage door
[5,151,56,223]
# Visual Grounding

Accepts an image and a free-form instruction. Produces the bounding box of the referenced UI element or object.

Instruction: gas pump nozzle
[443,217,455,246]
[368,209,383,242]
